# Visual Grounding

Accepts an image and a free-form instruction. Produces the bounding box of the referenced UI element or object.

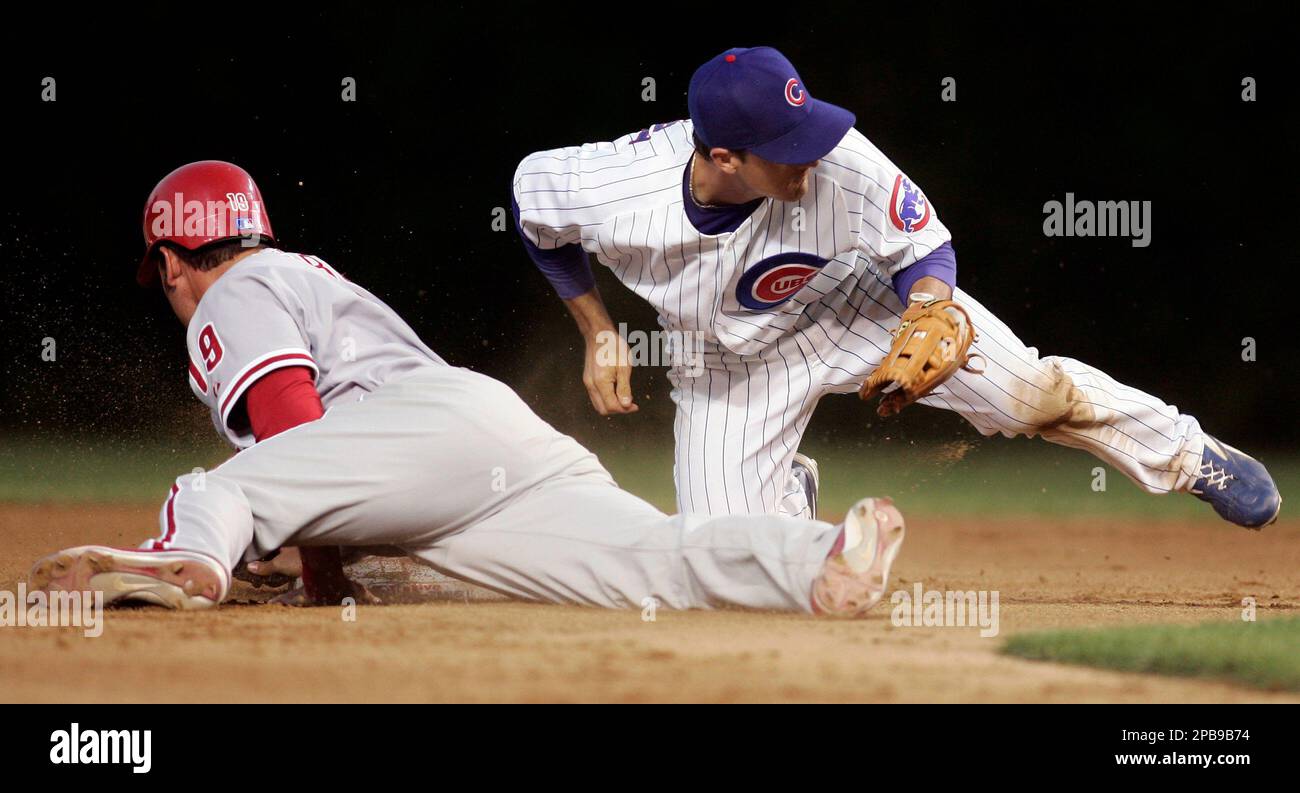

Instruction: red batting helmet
[137,160,275,286]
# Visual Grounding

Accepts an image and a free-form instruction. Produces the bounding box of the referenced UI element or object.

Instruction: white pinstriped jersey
[515,120,1205,521]
[184,248,446,448]
[512,119,950,357]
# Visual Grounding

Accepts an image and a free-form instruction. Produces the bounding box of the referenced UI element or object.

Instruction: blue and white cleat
[1190,436,1282,529]
[792,452,820,521]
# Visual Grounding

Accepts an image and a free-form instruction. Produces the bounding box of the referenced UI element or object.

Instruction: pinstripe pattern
[517,122,1205,517]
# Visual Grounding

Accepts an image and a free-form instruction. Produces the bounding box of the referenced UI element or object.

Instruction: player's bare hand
[248,546,303,578]
[583,329,639,415]
[234,547,302,588]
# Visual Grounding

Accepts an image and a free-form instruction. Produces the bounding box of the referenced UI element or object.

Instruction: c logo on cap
[784,78,806,107]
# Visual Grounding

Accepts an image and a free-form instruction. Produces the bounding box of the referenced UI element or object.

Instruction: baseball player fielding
[512,46,1281,529]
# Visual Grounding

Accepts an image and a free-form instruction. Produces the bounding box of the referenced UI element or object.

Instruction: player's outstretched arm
[564,288,638,416]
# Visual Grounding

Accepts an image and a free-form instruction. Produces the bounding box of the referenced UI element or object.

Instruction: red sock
[299,546,352,604]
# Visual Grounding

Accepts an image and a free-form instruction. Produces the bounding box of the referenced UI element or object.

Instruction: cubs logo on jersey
[889,174,931,233]
[736,253,828,310]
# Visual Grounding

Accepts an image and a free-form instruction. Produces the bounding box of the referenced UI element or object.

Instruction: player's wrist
[910,276,953,301]
[563,290,618,340]
[583,324,619,345]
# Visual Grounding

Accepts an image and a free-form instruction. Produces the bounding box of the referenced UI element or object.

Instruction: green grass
[1002,616,1300,692]
[598,437,1299,520]
[0,435,232,503]
[2,432,1296,520]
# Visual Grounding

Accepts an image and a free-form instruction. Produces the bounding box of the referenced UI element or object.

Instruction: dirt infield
[1,503,1296,703]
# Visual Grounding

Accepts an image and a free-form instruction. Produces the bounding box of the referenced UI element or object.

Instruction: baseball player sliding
[28,161,906,617]
[512,46,1281,529]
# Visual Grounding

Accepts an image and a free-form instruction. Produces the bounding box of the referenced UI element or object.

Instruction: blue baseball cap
[688,46,855,165]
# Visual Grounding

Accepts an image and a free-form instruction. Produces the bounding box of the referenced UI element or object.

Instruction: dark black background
[1,3,1295,451]
[5,704,1289,776]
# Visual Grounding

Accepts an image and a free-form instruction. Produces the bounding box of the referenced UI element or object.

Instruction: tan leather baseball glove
[860,297,980,416]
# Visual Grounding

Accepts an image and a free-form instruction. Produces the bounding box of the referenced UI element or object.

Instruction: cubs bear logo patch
[889,174,931,234]
[736,252,828,310]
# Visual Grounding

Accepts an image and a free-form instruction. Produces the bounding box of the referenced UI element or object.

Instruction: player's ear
[158,247,185,289]
[710,147,743,174]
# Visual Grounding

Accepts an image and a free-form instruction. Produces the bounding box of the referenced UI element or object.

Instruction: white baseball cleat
[28,545,229,610]
[811,497,906,617]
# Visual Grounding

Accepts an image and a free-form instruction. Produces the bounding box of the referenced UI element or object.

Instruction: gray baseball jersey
[184,248,445,447]
[147,248,844,612]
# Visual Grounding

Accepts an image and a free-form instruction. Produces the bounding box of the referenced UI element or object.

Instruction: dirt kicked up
[1,503,1296,703]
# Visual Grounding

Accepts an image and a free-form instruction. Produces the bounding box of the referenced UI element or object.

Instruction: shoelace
[1195,460,1236,492]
